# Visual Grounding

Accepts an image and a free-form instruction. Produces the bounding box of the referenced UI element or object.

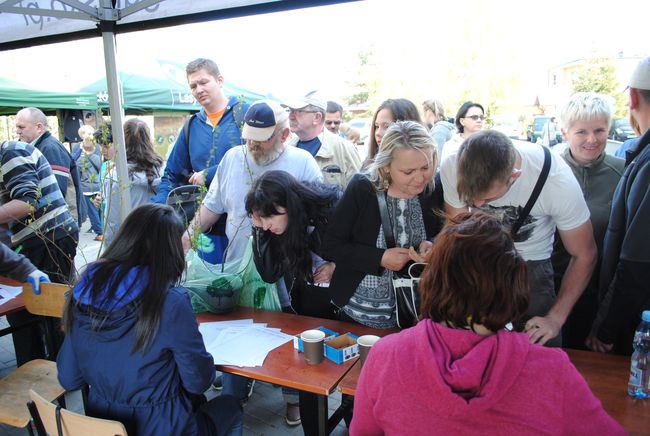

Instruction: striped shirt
[0,141,78,248]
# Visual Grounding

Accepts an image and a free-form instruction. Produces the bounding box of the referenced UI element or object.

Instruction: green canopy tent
[79,61,268,114]
[0,77,98,116]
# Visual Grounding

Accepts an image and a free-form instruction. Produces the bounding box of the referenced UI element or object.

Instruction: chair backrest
[29,389,127,436]
[22,283,71,318]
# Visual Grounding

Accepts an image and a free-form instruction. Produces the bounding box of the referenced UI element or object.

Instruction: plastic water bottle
[628,310,650,399]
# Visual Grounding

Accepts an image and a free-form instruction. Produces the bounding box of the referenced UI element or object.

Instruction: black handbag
[376,191,424,329]
[166,184,205,225]
[166,184,227,236]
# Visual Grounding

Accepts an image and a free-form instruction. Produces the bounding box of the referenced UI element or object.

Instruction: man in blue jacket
[153,58,249,263]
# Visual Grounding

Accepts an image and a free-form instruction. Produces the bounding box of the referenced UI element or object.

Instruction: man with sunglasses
[325,100,346,137]
[441,130,597,348]
[283,93,361,189]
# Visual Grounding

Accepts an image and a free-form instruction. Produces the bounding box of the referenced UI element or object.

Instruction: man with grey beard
[182,99,322,421]
[183,99,322,260]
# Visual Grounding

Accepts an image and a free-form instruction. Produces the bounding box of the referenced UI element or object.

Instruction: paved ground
[0,221,349,435]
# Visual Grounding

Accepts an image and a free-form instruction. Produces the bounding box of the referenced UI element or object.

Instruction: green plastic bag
[182,237,281,313]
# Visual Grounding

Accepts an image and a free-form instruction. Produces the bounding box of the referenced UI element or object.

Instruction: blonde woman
[322,120,444,328]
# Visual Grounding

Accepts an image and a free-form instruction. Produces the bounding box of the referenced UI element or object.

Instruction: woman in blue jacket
[57,203,242,436]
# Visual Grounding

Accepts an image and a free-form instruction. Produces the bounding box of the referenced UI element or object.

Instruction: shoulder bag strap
[376,191,396,248]
[511,145,551,237]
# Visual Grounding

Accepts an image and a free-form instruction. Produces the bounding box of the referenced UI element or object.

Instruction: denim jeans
[221,373,249,402]
[196,394,243,436]
[83,195,102,235]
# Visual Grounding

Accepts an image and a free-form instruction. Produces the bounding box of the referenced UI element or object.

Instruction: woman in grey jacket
[102,119,163,247]
[551,92,624,349]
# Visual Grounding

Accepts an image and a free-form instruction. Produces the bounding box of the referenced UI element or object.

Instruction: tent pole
[99,15,132,227]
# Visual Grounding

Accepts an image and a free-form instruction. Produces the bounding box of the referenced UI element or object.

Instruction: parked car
[526,116,562,143]
[491,116,523,140]
[348,117,371,145]
[609,118,637,142]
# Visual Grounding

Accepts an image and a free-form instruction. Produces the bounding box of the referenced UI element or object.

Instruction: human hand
[314,262,335,284]
[181,231,191,254]
[525,315,562,345]
[409,241,433,262]
[26,269,50,295]
[585,334,613,353]
[188,171,205,186]
[380,247,411,271]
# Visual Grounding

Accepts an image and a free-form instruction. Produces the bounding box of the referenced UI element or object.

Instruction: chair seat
[0,359,64,428]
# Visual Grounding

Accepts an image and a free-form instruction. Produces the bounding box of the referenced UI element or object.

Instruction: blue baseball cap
[242,100,289,141]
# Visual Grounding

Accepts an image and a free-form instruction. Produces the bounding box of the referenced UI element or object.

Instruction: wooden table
[338,346,648,435]
[197,307,393,435]
[565,349,649,436]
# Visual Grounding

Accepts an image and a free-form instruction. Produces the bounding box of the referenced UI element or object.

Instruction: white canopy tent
[0,0,354,222]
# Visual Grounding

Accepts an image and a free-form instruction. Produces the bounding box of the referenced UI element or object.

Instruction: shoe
[94,234,103,241]
[211,375,223,390]
[239,379,256,406]
[285,403,301,426]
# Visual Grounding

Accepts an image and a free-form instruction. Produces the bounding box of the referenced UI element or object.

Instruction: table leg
[317,394,328,436]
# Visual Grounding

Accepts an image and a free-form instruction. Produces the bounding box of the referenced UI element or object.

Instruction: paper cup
[301,329,325,365]
[357,335,380,369]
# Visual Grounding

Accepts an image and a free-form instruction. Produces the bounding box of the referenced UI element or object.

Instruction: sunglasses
[464,115,485,121]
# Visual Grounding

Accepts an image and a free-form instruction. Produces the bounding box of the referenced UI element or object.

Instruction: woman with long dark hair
[102,118,164,246]
[364,98,422,167]
[245,170,341,433]
[245,170,340,318]
[57,204,243,436]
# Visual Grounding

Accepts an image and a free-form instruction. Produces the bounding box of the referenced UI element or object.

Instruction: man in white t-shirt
[183,99,323,262]
[441,130,597,346]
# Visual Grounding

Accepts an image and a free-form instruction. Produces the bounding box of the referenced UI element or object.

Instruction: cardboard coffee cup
[301,329,325,365]
[357,335,380,368]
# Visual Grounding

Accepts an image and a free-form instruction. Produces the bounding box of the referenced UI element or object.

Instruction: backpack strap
[182,113,197,147]
[511,145,551,237]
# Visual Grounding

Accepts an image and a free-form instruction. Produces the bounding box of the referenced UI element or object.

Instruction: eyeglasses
[464,115,485,121]
[289,109,319,114]
[325,120,341,126]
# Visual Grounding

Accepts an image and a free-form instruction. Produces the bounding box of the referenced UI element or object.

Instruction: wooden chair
[0,283,71,430]
[28,389,128,436]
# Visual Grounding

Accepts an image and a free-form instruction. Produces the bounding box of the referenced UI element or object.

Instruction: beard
[250,142,285,165]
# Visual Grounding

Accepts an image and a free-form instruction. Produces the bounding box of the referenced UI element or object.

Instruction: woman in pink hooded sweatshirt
[351,212,624,436]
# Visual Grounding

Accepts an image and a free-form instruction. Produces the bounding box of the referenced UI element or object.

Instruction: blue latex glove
[26,270,50,295]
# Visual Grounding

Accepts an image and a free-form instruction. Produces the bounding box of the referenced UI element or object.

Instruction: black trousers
[8,232,78,365]
[298,303,354,436]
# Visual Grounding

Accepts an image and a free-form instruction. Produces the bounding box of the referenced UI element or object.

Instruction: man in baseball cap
[589,56,650,355]
[282,92,361,189]
[242,99,289,142]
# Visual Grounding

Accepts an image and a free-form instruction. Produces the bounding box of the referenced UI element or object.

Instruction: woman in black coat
[321,120,445,329]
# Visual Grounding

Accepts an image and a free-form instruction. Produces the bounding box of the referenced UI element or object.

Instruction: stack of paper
[0,284,22,304]
[199,319,293,367]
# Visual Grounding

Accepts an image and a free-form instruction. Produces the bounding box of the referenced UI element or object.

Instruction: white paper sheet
[199,319,293,367]
[0,283,22,304]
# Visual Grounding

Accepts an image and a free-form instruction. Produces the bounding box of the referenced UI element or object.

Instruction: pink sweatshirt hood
[404,320,532,416]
